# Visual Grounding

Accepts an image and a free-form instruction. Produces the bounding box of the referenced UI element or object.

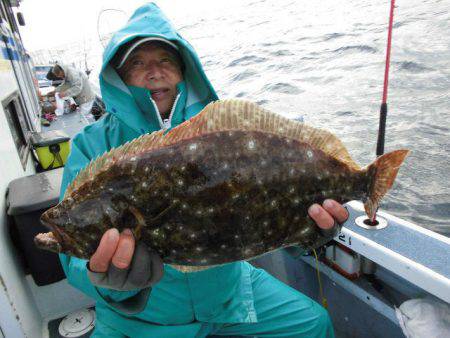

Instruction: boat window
[2,95,29,170]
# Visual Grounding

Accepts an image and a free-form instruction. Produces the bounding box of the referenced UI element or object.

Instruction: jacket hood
[56,62,68,73]
[54,62,70,81]
[100,2,218,134]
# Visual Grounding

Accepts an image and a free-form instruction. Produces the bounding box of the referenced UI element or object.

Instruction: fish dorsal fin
[167,99,360,169]
[64,130,165,197]
[65,99,359,197]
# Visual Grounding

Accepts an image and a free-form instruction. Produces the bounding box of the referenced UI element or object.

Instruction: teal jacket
[59,2,260,327]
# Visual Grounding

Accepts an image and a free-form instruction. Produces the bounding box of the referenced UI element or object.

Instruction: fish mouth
[35,212,66,254]
[34,231,62,254]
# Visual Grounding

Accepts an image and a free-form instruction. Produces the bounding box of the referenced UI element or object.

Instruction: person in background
[59,3,348,337]
[30,66,51,126]
[47,63,96,117]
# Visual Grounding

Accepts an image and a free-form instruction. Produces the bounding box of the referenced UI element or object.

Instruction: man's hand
[87,228,164,291]
[308,199,348,233]
[285,199,348,259]
[89,228,133,272]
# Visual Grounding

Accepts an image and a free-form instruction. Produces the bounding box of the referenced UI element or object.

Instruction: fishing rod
[97,8,127,48]
[373,0,396,223]
[376,0,396,158]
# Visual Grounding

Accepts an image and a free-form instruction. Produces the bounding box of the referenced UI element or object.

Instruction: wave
[261,41,288,47]
[228,55,267,67]
[396,61,433,73]
[268,49,294,57]
[335,111,354,117]
[322,32,346,41]
[262,82,303,94]
[229,69,258,82]
[332,45,378,54]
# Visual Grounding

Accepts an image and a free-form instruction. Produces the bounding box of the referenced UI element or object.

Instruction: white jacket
[55,63,95,105]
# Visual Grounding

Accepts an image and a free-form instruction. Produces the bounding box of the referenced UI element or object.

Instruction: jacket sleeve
[57,67,83,99]
[59,135,140,304]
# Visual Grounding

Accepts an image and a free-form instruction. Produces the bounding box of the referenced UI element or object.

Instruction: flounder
[35,100,409,271]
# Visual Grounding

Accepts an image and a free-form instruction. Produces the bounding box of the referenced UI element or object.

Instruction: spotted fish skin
[41,130,369,265]
[36,100,409,268]
[135,131,371,266]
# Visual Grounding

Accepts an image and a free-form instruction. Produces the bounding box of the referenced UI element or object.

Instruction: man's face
[54,68,65,80]
[120,44,183,117]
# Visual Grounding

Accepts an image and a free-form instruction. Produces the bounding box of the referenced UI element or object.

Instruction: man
[47,63,96,116]
[59,3,348,337]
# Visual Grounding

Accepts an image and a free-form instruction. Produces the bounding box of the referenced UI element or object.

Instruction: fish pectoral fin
[128,200,180,240]
[149,200,180,224]
[128,206,146,240]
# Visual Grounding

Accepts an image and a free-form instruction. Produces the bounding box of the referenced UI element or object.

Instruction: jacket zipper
[164,93,181,129]
[149,93,181,130]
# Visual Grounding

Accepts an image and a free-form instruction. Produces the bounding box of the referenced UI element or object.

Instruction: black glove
[285,220,340,259]
[87,242,164,314]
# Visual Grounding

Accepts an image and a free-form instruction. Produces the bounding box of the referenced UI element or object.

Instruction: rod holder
[355,215,388,230]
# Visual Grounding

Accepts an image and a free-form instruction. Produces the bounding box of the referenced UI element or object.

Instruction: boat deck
[338,201,450,303]
[41,109,95,139]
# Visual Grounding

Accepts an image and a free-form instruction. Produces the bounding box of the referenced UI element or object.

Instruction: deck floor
[42,110,95,139]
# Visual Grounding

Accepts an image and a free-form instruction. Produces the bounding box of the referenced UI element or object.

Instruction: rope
[313,249,328,309]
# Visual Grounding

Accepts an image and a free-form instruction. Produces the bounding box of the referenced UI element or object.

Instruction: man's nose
[146,63,163,80]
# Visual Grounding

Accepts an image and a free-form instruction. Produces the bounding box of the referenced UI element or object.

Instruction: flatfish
[35,99,409,271]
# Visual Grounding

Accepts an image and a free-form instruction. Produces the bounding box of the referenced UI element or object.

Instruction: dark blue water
[73,0,450,235]
[171,0,450,235]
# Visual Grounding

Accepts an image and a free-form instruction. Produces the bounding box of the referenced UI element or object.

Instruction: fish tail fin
[364,149,410,219]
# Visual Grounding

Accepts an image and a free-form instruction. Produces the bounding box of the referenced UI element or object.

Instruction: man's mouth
[150,88,170,101]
